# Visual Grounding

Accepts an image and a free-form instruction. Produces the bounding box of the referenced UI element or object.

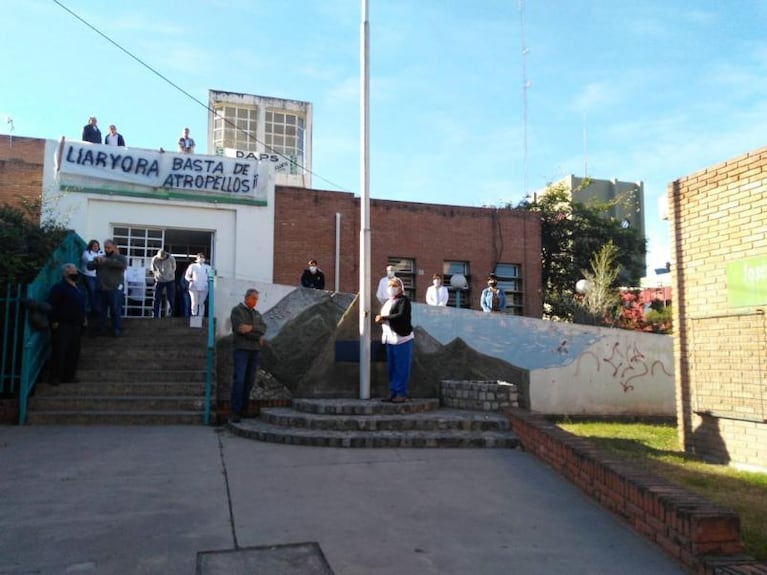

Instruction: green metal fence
[0,232,86,424]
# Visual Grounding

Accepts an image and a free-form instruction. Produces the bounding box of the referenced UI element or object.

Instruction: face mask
[67,274,79,281]
[433,279,440,287]
[198,258,205,264]
[387,271,395,278]
[309,266,317,273]
[245,297,257,309]
[386,286,398,298]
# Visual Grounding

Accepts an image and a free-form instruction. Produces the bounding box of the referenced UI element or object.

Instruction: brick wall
[506,409,767,574]
[274,188,543,315]
[0,136,45,209]
[669,145,767,469]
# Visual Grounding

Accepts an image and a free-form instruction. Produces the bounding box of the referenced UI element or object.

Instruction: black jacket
[382,296,413,337]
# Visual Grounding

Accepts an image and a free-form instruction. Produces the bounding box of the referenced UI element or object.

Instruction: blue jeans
[153,281,176,318]
[231,349,259,416]
[386,339,413,398]
[97,288,124,335]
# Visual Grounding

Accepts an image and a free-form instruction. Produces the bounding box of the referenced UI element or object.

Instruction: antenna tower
[519,0,529,199]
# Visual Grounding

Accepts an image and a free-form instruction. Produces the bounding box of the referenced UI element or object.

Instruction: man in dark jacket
[88,239,128,337]
[47,263,86,384]
[300,259,325,290]
[229,288,267,422]
[81,116,101,144]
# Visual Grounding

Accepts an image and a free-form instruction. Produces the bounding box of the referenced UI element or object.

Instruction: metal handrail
[203,269,215,424]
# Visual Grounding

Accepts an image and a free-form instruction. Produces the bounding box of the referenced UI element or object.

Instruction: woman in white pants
[184,253,211,317]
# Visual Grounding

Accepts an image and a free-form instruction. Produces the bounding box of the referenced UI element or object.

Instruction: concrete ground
[0,425,687,575]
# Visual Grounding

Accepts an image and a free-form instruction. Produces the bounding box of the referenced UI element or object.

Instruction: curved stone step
[291,398,441,415]
[260,407,510,432]
[226,419,519,448]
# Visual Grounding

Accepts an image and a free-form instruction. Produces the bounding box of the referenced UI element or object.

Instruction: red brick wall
[274,187,543,315]
[0,136,45,210]
[507,409,762,573]
[669,145,767,469]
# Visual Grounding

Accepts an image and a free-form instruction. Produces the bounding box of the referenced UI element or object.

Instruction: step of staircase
[227,399,520,448]
[25,411,205,425]
[27,317,212,425]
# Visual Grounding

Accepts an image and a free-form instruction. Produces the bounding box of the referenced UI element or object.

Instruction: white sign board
[55,140,272,202]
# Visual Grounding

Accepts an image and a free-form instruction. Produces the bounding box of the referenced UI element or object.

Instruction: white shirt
[184,262,211,291]
[79,249,103,277]
[379,297,415,345]
[426,284,449,306]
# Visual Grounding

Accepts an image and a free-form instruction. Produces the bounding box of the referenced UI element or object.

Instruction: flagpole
[359,0,371,399]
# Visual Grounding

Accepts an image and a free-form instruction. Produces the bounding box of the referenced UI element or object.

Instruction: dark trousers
[80,273,99,316]
[97,289,124,335]
[51,323,82,383]
[153,281,176,318]
[231,349,259,416]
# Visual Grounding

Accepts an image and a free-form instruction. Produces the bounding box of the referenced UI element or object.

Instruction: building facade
[669,144,767,471]
[1,135,542,317]
[537,174,647,274]
[207,90,312,188]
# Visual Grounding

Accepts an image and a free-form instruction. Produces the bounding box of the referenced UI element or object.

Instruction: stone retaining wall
[440,380,518,411]
[507,408,767,574]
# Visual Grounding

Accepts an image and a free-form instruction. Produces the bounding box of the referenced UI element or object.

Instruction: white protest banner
[55,140,271,202]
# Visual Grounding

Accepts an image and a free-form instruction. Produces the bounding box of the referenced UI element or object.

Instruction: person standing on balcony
[150,248,176,318]
[177,127,195,153]
[300,259,325,290]
[88,239,128,336]
[229,288,267,423]
[184,253,211,317]
[104,124,125,147]
[81,116,101,144]
[47,263,86,384]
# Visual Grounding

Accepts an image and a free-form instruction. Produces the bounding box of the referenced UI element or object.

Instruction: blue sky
[3,1,767,277]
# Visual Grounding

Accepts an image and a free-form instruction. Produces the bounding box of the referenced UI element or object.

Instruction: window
[495,263,523,315]
[443,261,471,308]
[388,257,415,300]
[212,105,258,152]
[265,110,305,175]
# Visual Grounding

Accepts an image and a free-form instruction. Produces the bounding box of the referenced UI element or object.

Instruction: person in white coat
[184,253,211,317]
[425,273,449,306]
[376,265,396,305]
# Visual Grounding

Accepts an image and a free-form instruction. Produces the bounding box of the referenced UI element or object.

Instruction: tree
[574,242,621,326]
[1,197,69,283]
[516,181,647,320]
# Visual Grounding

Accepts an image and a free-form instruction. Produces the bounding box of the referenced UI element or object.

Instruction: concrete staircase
[26,318,213,424]
[226,397,520,448]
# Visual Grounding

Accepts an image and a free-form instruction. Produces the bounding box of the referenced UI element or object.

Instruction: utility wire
[53,0,350,193]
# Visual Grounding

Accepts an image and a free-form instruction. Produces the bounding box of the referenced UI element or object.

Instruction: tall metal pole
[359,0,372,399]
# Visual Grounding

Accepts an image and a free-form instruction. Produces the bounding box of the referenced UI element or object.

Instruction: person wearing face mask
[47,263,86,384]
[184,253,211,317]
[87,239,128,337]
[425,273,449,306]
[229,288,267,423]
[375,278,414,403]
[481,277,507,313]
[375,265,397,305]
[300,258,325,290]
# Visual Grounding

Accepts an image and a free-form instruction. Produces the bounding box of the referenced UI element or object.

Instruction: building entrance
[112,226,214,317]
